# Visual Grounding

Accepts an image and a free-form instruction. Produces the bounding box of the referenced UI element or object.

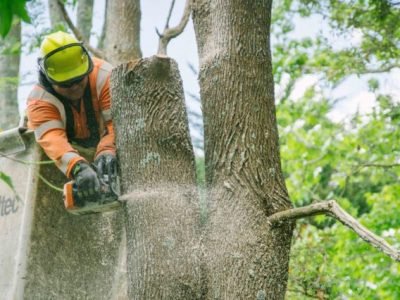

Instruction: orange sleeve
[27,100,85,177]
[27,100,61,128]
[95,120,116,158]
[95,75,116,158]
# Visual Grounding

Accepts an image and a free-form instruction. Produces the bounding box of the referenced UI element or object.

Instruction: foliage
[281,94,400,298]
[272,0,400,89]
[287,185,400,299]
[272,0,400,298]
[0,0,30,37]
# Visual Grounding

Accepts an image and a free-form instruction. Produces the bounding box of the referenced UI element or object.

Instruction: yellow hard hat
[38,31,92,84]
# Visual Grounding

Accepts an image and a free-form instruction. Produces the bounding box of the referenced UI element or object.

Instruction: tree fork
[57,0,104,59]
[157,0,192,56]
[111,56,203,299]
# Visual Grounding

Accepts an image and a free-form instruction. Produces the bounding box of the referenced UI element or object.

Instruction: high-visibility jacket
[26,57,115,178]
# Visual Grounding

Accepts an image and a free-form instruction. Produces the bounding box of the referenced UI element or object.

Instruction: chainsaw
[63,162,121,215]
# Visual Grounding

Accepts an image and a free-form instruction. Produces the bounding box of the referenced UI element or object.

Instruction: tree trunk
[192,1,294,298]
[97,0,108,50]
[103,0,142,64]
[48,0,66,28]
[77,0,94,41]
[111,56,202,299]
[0,20,21,130]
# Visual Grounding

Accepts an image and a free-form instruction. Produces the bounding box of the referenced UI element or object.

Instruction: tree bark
[48,0,67,28]
[97,0,108,50]
[192,1,294,298]
[77,0,94,41]
[111,56,202,299]
[103,0,142,64]
[0,20,21,130]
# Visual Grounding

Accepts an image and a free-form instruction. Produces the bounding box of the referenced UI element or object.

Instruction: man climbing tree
[26,31,117,206]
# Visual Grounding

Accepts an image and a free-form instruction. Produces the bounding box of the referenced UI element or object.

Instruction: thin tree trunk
[48,0,66,28]
[103,0,142,64]
[77,0,94,41]
[111,56,202,299]
[0,20,21,130]
[192,1,294,298]
[97,0,108,50]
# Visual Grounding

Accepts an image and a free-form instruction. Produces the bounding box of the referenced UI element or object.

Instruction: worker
[26,31,116,201]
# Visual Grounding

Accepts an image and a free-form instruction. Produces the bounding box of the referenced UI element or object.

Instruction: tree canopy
[271,0,400,297]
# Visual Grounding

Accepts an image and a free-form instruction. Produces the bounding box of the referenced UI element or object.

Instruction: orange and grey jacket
[26,57,115,178]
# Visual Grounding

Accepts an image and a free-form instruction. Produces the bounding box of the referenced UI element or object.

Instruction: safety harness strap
[66,82,100,148]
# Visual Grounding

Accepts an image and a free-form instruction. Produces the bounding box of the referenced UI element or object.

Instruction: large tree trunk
[0,20,21,130]
[103,0,142,64]
[192,1,294,298]
[111,56,202,299]
[77,0,94,41]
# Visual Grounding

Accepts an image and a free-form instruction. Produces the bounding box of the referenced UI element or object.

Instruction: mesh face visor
[38,43,93,85]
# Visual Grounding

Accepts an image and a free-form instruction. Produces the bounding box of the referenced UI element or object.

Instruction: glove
[94,153,117,178]
[72,161,101,200]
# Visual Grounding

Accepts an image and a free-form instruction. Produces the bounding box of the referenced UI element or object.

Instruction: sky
[18,0,400,131]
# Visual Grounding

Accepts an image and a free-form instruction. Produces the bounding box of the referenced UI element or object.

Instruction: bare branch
[164,0,176,30]
[363,63,400,74]
[57,0,105,59]
[155,27,163,38]
[268,200,400,262]
[187,62,198,76]
[157,0,192,56]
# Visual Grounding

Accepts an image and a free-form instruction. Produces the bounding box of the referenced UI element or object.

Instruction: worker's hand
[94,153,117,177]
[72,161,100,200]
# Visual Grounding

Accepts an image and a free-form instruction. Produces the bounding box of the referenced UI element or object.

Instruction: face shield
[38,43,93,86]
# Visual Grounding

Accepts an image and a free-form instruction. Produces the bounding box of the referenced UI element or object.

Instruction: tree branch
[157,0,192,56]
[164,0,176,30]
[360,162,400,169]
[268,200,400,262]
[363,63,400,74]
[57,0,105,59]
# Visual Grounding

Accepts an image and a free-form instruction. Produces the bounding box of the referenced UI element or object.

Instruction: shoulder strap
[82,82,100,146]
[68,83,100,148]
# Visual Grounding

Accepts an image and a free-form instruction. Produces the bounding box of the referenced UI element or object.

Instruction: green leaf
[368,78,380,92]
[0,171,15,191]
[0,0,30,37]
[0,2,12,38]
[12,0,30,22]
